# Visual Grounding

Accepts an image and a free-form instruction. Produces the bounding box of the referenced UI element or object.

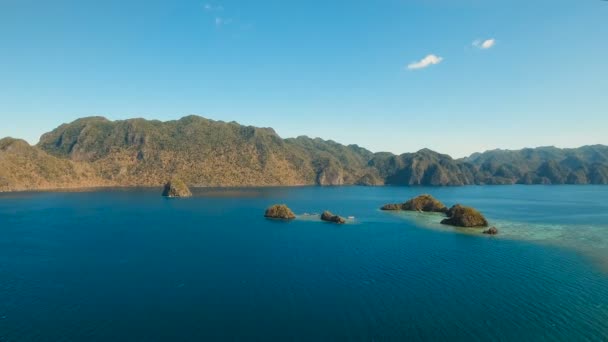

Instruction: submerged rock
[441,204,488,228]
[483,226,499,235]
[264,204,296,220]
[321,211,346,224]
[162,178,192,198]
[381,194,448,213]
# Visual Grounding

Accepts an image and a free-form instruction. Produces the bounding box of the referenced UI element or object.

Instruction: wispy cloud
[215,17,232,27]
[407,54,443,70]
[203,3,223,12]
[203,3,233,27]
[473,38,496,50]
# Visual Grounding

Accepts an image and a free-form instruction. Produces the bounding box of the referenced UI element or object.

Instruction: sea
[1,185,607,341]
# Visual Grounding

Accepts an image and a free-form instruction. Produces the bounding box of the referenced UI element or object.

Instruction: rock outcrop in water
[264,204,296,220]
[483,226,499,235]
[381,194,448,213]
[321,211,346,224]
[380,193,495,232]
[162,178,192,198]
[441,204,488,228]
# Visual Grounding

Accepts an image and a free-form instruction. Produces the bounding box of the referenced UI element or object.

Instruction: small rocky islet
[321,211,347,224]
[162,178,192,198]
[381,194,448,213]
[265,194,496,233]
[264,204,296,220]
[381,194,497,234]
[440,204,488,228]
[264,205,347,224]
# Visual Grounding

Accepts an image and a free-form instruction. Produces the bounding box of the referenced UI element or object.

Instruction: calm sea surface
[1,186,608,341]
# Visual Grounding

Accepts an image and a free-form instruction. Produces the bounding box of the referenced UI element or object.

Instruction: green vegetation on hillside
[463,145,608,185]
[0,137,104,192]
[0,115,606,191]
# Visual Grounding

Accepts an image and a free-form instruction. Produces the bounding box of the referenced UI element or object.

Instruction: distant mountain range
[1,115,607,191]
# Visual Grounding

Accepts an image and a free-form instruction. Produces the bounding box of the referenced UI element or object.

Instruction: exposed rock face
[465,145,608,185]
[483,226,499,235]
[441,204,488,228]
[321,211,346,224]
[264,204,296,220]
[370,149,473,186]
[356,173,384,186]
[317,166,344,186]
[381,194,448,213]
[162,178,192,198]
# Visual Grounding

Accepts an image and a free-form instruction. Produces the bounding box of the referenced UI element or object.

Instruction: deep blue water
[1,186,608,341]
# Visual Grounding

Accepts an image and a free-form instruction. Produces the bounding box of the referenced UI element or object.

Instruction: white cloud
[407,54,443,70]
[473,38,496,49]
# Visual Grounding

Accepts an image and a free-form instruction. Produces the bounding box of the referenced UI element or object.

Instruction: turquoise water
[1,186,608,340]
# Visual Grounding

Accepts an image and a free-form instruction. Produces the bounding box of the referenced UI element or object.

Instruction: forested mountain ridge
[1,115,606,192]
[461,145,608,184]
[0,137,106,191]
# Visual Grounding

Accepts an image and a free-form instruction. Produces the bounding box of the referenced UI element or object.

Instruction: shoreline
[1,183,607,195]
[0,183,322,194]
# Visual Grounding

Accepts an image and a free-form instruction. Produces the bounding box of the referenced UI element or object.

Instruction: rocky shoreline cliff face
[1,115,607,192]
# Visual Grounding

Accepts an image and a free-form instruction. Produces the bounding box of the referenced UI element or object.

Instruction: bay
[1,186,607,341]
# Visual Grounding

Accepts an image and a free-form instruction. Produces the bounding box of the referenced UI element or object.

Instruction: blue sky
[1,0,606,157]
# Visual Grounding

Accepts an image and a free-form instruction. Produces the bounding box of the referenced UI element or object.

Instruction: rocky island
[321,211,346,224]
[264,204,296,220]
[440,204,489,228]
[382,194,496,233]
[162,178,192,198]
[381,194,448,213]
